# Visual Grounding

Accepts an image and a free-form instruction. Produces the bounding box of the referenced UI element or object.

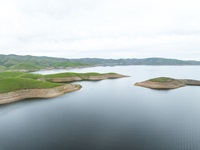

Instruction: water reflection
[0,66,200,150]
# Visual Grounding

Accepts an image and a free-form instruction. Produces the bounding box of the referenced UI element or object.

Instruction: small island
[134,77,200,90]
[0,71,126,104]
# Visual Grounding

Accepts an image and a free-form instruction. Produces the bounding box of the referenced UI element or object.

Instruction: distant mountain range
[0,54,88,71]
[0,54,200,71]
[73,58,200,66]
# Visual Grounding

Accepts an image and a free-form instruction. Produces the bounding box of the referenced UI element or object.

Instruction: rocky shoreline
[135,77,200,90]
[0,84,81,104]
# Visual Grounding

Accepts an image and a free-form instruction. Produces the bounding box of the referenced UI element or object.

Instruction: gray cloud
[0,0,200,60]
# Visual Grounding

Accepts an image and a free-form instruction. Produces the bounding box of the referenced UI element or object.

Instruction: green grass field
[9,62,42,71]
[0,78,63,93]
[0,71,116,93]
[149,77,175,82]
[0,71,62,93]
[0,72,25,78]
[44,72,101,78]
[19,73,43,79]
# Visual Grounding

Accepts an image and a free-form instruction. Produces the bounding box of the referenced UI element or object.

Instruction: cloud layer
[0,0,200,60]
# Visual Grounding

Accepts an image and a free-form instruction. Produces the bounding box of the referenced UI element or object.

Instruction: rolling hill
[0,54,89,71]
[0,54,200,71]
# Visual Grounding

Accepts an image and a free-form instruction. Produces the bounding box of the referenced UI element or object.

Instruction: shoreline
[0,72,127,104]
[0,84,81,104]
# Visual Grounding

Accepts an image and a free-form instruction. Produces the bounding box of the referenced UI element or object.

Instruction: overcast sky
[0,0,200,60]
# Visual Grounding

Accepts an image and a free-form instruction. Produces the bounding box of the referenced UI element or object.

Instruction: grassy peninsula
[0,71,126,104]
[0,71,125,93]
[43,72,125,82]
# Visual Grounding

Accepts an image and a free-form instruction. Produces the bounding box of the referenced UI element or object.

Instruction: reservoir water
[0,66,200,150]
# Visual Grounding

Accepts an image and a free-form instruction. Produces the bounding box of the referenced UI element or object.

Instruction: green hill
[0,54,88,71]
[9,62,42,71]
[0,71,123,93]
[1,54,200,72]
[73,57,200,66]
[0,78,62,93]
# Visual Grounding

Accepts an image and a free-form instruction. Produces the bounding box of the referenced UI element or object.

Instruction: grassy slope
[0,54,88,71]
[2,54,200,72]
[19,73,43,79]
[0,71,116,93]
[0,71,115,80]
[0,78,63,93]
[9,62,42,71]
[52,62,87,68]
[44,72,101,78]
[0,72,63,93]
[149,77,175,82]
[0,72,25,78]
[44,72,117,80]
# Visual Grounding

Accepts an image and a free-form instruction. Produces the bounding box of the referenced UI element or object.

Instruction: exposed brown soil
[0,84,81,104]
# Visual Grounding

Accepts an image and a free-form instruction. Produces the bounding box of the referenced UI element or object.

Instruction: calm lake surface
[1,66,200,150]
